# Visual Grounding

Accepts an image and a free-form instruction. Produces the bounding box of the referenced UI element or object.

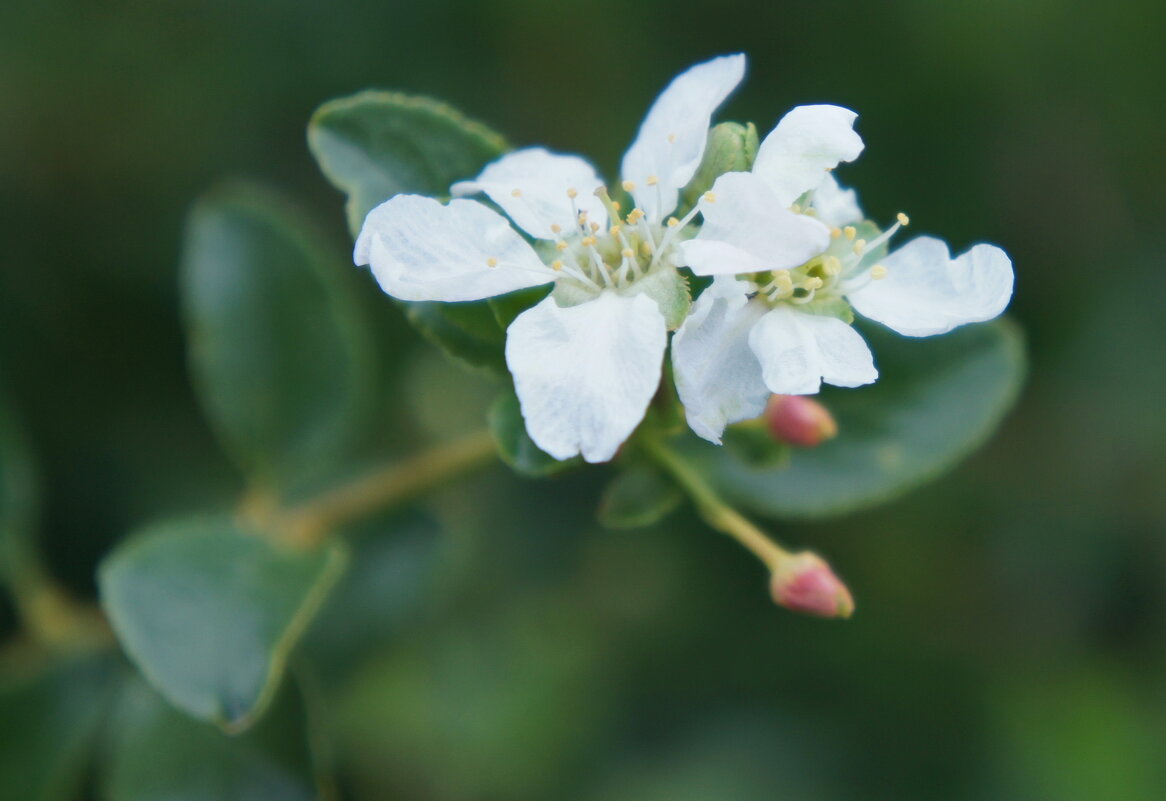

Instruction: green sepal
[632,268,692,331]
[98,516,347,731]
[597,464,683,529]
[488,390,581,477]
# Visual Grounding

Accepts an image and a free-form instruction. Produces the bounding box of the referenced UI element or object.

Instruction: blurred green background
[2,1,1164,799]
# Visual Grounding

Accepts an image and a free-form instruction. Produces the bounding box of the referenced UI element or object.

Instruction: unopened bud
[770,552,855,618]
[765,394,838,448]
[681,121,760,208]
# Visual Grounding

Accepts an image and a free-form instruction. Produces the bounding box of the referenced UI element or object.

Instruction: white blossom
[674,106,1013,443]
[355,54,746,462]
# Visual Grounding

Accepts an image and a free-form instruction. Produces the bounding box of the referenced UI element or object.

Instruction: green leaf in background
[308,90,508,236]
[0,652,121,801]
[488,390,580,477]
[682,319,1025,519]
[0,387,39,587]
[308,91,512,374]
[403,300,507,375]
[102,674,322,801]
[597,465,683,530]
[98,516,347,730]
[181,182,373,497]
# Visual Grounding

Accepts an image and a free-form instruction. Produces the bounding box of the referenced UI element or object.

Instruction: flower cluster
[354,55,1013,462]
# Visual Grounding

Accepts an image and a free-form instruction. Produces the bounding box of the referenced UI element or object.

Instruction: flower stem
[642,436,790,571]
[273,430,497,547]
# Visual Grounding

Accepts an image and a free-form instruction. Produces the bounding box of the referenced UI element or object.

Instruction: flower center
[543,184,708,293]
[754,212,909,309]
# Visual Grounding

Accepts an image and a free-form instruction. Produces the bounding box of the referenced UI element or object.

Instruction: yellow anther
[667,217,680,228]
[791,203,803,214]
[703,191,717,203]
[843,226,857,240]
[804,277,824,290]
[853,239,867,254]
[510,188,523,197]
[830,227,842,239]
[577,210,589,221]
[667,132,677,143]
[611,201,622,212]
[621,180,636,192]
[896,212,910,226]
[590,221,601,233]
[609,225,622,237]
[640,241,654,256]
[582,236,597,247]
[627,209,645,224]
[871,265,888,280]
[646,175,659,186]
[621,248,635,260]
[824,256,842,276]
[566,187,578,198]
[556,240,569,251]
[486,257,498,267]
[774,269,793,285]
[551,260,564,271]
[550,223,562,234]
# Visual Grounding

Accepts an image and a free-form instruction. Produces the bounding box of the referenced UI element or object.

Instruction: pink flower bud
[770,552,855,619]
[765,394,838,448]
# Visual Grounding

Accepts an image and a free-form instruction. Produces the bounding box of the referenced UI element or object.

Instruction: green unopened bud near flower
[765,394,838,447]
[770,551,855,618]
[680,121,759,209]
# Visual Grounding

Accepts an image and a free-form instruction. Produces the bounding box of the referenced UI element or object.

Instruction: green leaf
[308,90,509,236]
[98,516,347,730]
[488,390,580,477]
[682,318,1025,519]
[597,465,683,529]
[0,388,39,587]
[403,300,507,375]
[181,182,373,496]
[0,652,121,801]
[102,675,321,801]
[308,91,512,374]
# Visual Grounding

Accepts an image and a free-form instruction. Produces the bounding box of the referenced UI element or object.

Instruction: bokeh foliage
[2,1,1164,799]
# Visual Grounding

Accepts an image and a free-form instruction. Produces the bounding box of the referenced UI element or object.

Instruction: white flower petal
[672,279,770,444]
[848,236,1014,337]
[450,148,607,239]
[748,306,877,395]
[811,173,863,228]
[679,172,830,275]
[355,195,553,302]
[753,105,865,207]
[620,53,746,223]
[505,292,666,463]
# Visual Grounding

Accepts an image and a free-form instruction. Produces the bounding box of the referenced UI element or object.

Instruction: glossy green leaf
[308,91,512,374]
[681,319,1025,519]
[0,652,120,801]
[0,389,39,587]
[597,465,683,529]
[308,90,508,236]
[98,516,347,730]
[488,390,580,477]
[181,183,373,495]
[102,675,321,801]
